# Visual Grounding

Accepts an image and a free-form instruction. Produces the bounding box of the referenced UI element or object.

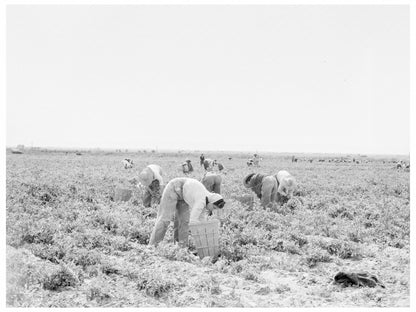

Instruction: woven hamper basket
[233,194,254,209]
[114,187,132,202]
[189,219,220,260]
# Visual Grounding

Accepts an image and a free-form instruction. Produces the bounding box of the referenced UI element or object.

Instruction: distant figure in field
[11,149,23,154]
[292,155,298,163]
[200,154,205,167]
[243,173,277,207]
[138,164,164,207]
[247,159,254,167]
[148,178,225,247]
[253,154,261,167]
[396,161,409,170]
[275,170,296,202]
[182,159,194,174]
[203,158,215,171]
[216,162,225,172]
[201,172,222,195]
[122,158,134,169]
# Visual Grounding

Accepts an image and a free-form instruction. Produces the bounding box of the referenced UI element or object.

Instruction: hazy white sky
[7,5,409,154]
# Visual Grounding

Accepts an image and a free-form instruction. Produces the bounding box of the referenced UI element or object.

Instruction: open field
[6,150,410,307]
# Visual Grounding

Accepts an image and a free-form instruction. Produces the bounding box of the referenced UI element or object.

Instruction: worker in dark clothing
[243,173,277,207]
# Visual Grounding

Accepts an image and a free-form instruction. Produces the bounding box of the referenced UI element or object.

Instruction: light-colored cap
[138,167,153,186]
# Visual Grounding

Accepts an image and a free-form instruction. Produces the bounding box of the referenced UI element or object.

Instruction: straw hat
[243,173,256,188]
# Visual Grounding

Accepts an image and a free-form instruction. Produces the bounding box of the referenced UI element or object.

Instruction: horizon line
[5,145,409,158]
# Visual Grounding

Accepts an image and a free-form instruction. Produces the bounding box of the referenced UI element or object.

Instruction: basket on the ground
[189,219,220,260]
[233,194,254,209]
[114,187,132,202]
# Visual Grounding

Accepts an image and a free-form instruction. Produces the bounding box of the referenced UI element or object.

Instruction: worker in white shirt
[148,177,225,247]
[275,170,296,202]
[138,164,164,207]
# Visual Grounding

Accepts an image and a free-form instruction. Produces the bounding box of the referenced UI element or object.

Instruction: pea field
[6,150,410,307]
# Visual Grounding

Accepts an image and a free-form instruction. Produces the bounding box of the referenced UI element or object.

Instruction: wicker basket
[233,194,254,209]
[189,219,220,260]
[114,187,132,202]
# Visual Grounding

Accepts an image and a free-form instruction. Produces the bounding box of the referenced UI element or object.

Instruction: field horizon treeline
[5,146,409,160]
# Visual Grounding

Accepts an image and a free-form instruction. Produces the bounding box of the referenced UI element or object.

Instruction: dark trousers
[173,200,191,247]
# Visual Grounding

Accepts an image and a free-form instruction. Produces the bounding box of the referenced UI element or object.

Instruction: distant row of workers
[124,153,260,171]
[182,154,224,174]
[137,163,295,247]
[182,153,261,174]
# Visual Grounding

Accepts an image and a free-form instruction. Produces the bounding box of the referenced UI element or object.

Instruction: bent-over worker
[243,173,277,207]
[275,170,296,202]
[203,158,215,171]
[148,177,225,247]
[138,164,164,207]
[182,159,194,174]
[201,172,222,194]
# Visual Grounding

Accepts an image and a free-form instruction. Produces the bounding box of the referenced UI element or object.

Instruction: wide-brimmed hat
[243,173,256,188]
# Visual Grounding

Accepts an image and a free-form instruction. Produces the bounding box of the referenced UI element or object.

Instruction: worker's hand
[136,184,146,193]
[206,203,215,216]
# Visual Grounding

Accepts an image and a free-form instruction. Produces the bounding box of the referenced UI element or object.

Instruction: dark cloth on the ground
[334,272,385,288]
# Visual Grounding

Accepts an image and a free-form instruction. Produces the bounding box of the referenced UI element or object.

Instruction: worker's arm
[189,200,207,224]
[277,183,287,197]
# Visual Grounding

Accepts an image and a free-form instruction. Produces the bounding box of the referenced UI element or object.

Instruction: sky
[6,5,410,155]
